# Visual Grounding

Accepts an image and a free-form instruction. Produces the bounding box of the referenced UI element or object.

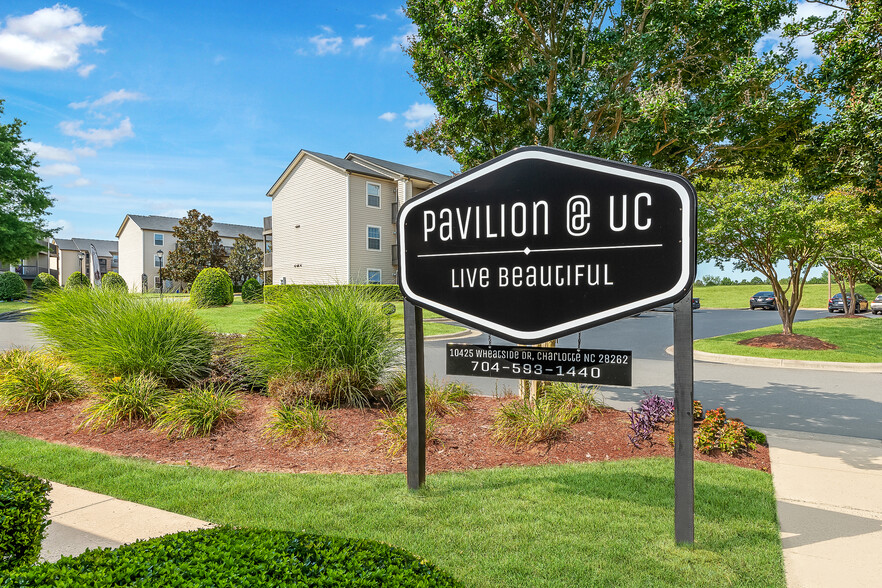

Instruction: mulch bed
[738,333,838,350]
[0,395,770,474]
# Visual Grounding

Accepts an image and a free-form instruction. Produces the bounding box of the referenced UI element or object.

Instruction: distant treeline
[695,271,830,287]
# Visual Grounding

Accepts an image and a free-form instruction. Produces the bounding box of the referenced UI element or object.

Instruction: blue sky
[1,1,834,279]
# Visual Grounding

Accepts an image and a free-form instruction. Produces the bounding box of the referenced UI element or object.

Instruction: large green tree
[164,210,226,288]
[698,171,828,335]
[789,0,882,205]
[226,234,263,285]
[405,0,811,175]
[0,100,54,264]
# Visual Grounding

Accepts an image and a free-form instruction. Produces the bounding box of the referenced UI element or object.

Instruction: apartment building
[115,214,263,293]
[264,150,450,285]
[51,238,119,286]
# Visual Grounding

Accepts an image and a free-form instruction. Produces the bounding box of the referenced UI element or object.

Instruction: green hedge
[31,273,60,296]
[241,278,263,304]
[0,467,52,572]
[0,272,27,301]
[100,271,127,291]
[0,527,463,587]
[190,268,234,308]
[264,284,402,304]
[65,271,90,289]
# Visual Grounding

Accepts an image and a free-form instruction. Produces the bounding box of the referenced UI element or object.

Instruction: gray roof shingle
[122,215,263,240]
[347,153,451,185]
[54,238,118,257]
[304,151,394,180]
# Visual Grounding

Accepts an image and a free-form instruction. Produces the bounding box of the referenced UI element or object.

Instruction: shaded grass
[0,300,35,314]
[0,432,784,587]
[694,316,882,362]
[693,283,876,309]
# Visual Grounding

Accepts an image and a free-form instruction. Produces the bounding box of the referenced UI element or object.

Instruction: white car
[871,294,882,315]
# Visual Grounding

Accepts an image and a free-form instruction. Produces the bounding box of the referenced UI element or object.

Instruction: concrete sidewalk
[766,429,882,588]
[40,483,211,563]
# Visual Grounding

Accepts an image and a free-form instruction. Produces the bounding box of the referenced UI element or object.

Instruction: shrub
[717,419,749,455]
[543,382,603,420]
[695,407,749,455]
[0,351,85,412]
[0,527,463,587]
[263,398,332,445]
[79,373,169,431]
[30,287,213,384]
[491,395,583,447]
[745,427,767,447]
[627,393,674,448]
[264,283,402,304]
[246,286,401,407]
[65,271,90,289]
[374,408,440,457]
[0,467,52,572]
[241,277,263,303]
[385,373,473,417]
[693,400,704,421]
[0,272,27,301]
[100,271,127,291]
[30,272,60,296]
[190,267,234,308]
[154,383,242,438]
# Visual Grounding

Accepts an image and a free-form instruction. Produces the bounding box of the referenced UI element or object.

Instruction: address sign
[397,146,696,344]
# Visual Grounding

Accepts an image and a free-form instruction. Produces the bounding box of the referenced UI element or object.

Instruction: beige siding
[57,250,82,286]
[349,175,398,284]
[271,156,349,284]
[118,219,145,291]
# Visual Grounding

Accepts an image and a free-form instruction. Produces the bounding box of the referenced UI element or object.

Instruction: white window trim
[366,181,381,209]
[154,233,164,246]
[153,276,161,288]
[154,255,162,268]
[367,268,382,285]
[367,225,381,251]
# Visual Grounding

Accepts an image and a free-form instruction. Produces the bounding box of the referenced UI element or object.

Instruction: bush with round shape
[100,271,127,291]
[0,467,51,572]
[0,527,463,587]
[30,287,213,384]
[65,271,90,289]
[0,272,27,301]
[246,286,401,407]
[30,273,59,296]
[190,267,234,307]
[241,277,263,303]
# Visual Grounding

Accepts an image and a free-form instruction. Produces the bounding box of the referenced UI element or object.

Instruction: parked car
[827,292,869,313]
[750,291,777,310]
[871,294,882,315]
[692,297,700,310]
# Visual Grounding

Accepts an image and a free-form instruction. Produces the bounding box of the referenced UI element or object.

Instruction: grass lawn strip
[0,432,784,587]
[694,317,882,362]
[0,300,35,314]
[692,283,876,309]
[194,298,466,337]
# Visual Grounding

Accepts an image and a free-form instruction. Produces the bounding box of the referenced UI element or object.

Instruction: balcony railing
[263,251,272,270]
[263,216,272,233]
[14,266,57,279]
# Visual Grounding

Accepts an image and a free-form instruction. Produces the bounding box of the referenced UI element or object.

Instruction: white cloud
[371,14,389,21]
[352,36,373,49]
[378,112,398,122]
[0,5,104,71]
[320,25,335,34]
[74,147,97,158]
[69,89,146,110]
[68,177,91,187]
[758,0,841,61]
[403,102,437,128]
[27,141,76,162]
[309,34,343,55]
[213,54,226,65]
[53,218,74,236]
[41,162,81,177]
[59,117,135,147]
[77,63,95,77]
[387,24,418,52]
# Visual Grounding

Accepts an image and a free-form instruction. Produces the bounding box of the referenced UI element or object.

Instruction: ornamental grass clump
[0,350,85,412]
[154,382,242,438]
[30,287,213,384]
[374,408,440,457]
[78,373,169,431]
[246,286,401,407]
[491,395,583,447]
[384,372,473,416]
[263,398,332,445]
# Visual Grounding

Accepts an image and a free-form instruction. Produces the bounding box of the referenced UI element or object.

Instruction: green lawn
[694,316,882,362]
[194,298,466,338]
[693,283,877,309]
[0,300,35,313]
[0,432,784,587]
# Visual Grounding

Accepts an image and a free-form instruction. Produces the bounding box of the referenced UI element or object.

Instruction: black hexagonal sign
[397,146,696,344]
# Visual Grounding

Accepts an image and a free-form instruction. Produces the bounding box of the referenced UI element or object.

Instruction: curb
[425,327,481,341]
[665,345,882,373]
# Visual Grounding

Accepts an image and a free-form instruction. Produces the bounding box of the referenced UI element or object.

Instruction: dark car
[828,292,869,313]
[692,297,700,310]
[872,294,882,315]
[750,291,777,310]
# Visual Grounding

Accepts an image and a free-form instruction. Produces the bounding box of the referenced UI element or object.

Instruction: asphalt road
[424,308,882,440]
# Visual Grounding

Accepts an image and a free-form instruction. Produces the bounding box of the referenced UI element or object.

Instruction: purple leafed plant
[627,393,674,448]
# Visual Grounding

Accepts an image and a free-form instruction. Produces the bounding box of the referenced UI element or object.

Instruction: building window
[366,182,381,208]
[367,269,381,284]
[154,276,161,289]
[367,226,381,251]
[112,254,119,268]
[154,255,162,268]
[154,233,164,246]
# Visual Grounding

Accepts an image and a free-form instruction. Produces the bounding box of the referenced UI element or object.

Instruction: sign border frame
[398,146,696,343]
